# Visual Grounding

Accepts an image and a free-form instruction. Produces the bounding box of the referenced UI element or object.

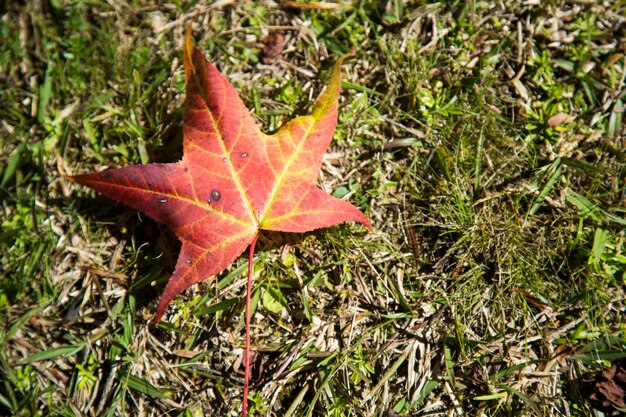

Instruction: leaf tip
[153,293,172,324]
[62,173,77,183]
[183,25,196,79]
[354,210,374,233]
[152,310,165,325]
[152,312,163,324]
[340,49,356,63]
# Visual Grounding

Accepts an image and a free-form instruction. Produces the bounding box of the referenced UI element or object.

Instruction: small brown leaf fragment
[261,32,285,64]
[589,361,626,411]
[431,67,446,76]
[174,349,201,359]
[548,112,572,127]
[282,1,340,10]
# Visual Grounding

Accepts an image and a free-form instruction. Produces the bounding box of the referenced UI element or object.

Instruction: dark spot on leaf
[223,157,227,163]
[183,167,189,172]
[211,190,221,202]
[207,199,211,204]
[158,197,167,203]
[241,152,248,158]
[186,259,192,265]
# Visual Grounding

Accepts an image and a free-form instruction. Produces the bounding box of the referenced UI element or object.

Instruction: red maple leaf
[67,29,371,415]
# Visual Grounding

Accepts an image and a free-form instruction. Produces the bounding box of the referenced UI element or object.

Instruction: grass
[1,0,625,416]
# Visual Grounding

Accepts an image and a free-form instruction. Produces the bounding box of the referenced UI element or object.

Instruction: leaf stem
[243,234,258,417]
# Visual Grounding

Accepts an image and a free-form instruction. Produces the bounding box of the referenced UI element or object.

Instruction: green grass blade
[473,127,485,192]
[4,306,45,342]
[591,228,608,262]
[284,384,308,417]
[528,158,562,216]
[497,383,541,414]
[121,372,169,399]
[608,98,623,138]
[38,63,54,123]
[494,360,541,379]
[415,379,439,404]
[565,189,603,222]
[566,189,626,225]
[193,297,238,317]
[364,350,408,400]
[0,390,15,411]
[1,140,28,190]
[17,343,85,365]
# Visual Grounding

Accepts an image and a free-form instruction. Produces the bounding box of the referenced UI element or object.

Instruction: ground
[1,1,625,416]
